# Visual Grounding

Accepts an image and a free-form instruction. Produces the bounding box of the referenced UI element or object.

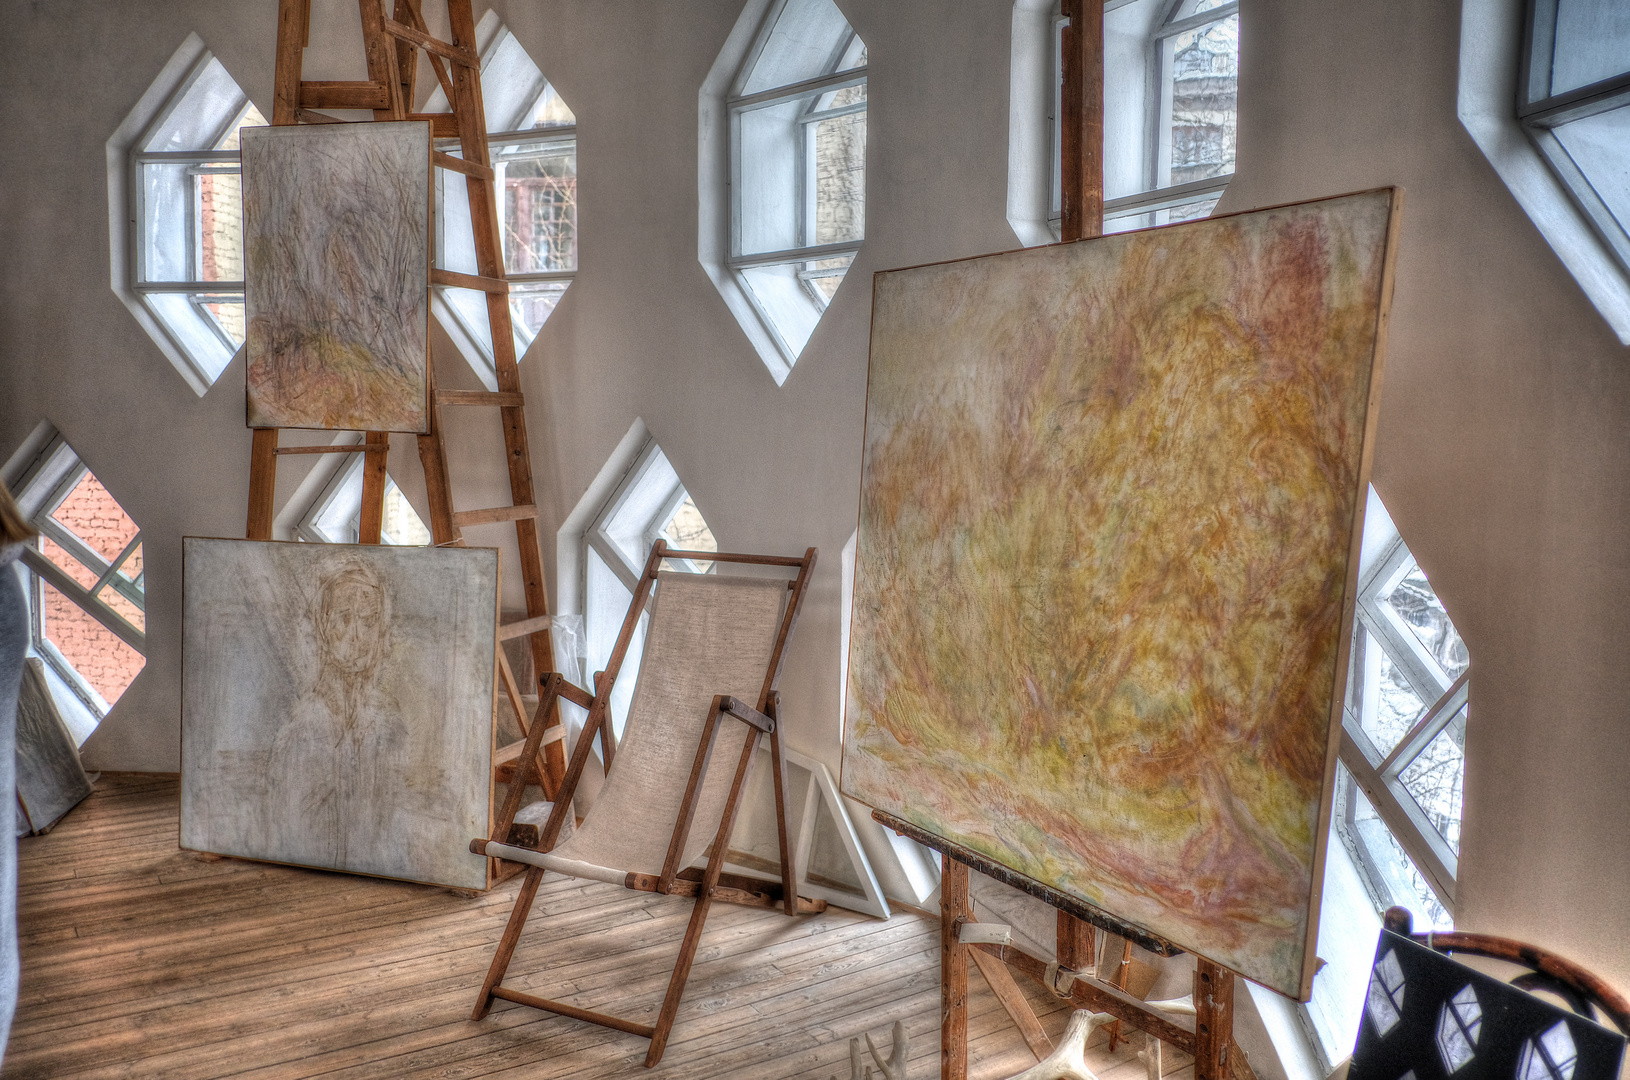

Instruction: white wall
[2,0,1629,1007]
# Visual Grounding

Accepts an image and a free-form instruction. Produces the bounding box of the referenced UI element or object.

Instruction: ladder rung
[272,444,382,456]
[431,268,508,294]
[300,80,388,110]
[296,109,347,125]
[433,151,495,181]
[452,504,539,527]
[408,112,460,138]
[437,390,525,407]
[380,18,478,67]
[498,614,553,641]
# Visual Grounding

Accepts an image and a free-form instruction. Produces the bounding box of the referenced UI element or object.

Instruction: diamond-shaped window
[1519,1020,1580,1080]
[425,14,576,389]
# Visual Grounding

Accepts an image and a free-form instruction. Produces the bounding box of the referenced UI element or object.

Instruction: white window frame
[9,435,146,720]
[1458,0,1630,343]
[294,453,431,547]
[108,34,259,394]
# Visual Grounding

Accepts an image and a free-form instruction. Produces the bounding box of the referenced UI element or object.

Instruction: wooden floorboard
[3,774,1186,1079]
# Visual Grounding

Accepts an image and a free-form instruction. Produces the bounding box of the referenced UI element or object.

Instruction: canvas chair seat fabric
[540,572,788,881]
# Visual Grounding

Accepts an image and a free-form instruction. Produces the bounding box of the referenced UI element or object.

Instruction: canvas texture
[181,539,496,889]
[548,572,788,879]
[842,190,1398,996]
[242,121,431,433]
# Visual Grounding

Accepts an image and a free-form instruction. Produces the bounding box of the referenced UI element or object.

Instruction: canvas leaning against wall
[241,121,432,433]
[181,539,498,890]
[842,189,1402,999]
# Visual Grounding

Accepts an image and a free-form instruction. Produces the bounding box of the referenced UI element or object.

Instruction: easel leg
[941,855,969,1080]
[473,864,545,1020]
[1193,959,1234,1080]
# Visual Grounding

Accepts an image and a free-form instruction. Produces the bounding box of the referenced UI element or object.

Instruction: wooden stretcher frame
[468,539,829,1067]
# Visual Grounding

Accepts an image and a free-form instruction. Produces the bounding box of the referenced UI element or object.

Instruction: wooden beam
[451,504,538,528]
[357,431,389,545]
[246,428,279,541]
[968,944,1052,1061]
[270,444,371,455]
[379,18,478,67]
[942,855,969,1080]
[431,268,508,294]
[433,150,495,181]
[437,389,525,407]
[1059,0,1105,241]
[1194,960,1234,1080]
[408,112,460,138]
[271,0,307,126]
[497,613,552,641]
[299,80,388,110]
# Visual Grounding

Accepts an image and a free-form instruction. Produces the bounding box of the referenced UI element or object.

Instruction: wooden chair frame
[468,539,823,1066]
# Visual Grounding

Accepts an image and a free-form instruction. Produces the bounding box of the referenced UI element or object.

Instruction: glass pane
[197,294,247,348]
[737,97,807,256]
[1383,562,1469,680]
[812,104,866,245]
[740,261,822,358]
[1550,0,1630,96]
[144,293,238,381]
[801,254,854,306]
[1165,15,1238,187]
[529,80,576,129]
[214,100,268,152]
[380,479,431,547]
[510,281,569,341]
[116,542,145,595]
[501,141,577,274]
[480,31,548,133]
[39,537,98,591]
[1400,705,1468,854]
[195,167,244,282]
[585,547,644,740]
[660,495,717,573]
[1553,103,1630,239]
[95,581,145,635]
[1364,640,1427,756]
[39,579,144,707]
[1346,766,1453,930]
[141,57,249,152]
[141,162,192,282]
[48,473,140,566]
[739,0,856,96]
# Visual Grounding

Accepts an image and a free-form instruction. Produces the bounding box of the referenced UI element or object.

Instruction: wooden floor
[4,774,1194,1080]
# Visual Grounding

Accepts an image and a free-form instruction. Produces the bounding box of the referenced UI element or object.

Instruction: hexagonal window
[702,0,867,383]
[110,35,265,394]
[425,14,577,389]
[1008,0,1238,245]
[7,432,145,728]
[1460,0,1630,343]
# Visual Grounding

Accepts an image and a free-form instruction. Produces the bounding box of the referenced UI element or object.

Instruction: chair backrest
[555,569,793,878]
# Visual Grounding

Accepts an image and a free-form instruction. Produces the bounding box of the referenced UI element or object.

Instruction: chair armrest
[718,695,774,733]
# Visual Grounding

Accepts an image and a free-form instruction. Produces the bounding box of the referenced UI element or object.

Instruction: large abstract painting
[242,121,431,432]
[182,539,497,890]
[842,190,1401,998]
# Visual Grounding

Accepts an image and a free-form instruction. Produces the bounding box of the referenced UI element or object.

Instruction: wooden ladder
[244,0,567,813]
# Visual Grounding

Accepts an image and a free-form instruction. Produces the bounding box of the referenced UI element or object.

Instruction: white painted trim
[1008,0,1057,247]
[1459,0,1630,344]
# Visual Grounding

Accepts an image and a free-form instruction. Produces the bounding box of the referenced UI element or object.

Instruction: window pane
[39,537,98,591]
[48,472,139,566]
[660,495,717,573]
[813,106,866,245]
[1550,0,1630,96]
[39,579,143,707]
[501,141,576,274]
[1399,705,1468,854]
[141,57,248,152]
[1383,563,1469,680]
[141,162,193,282]
[510,281,569,340]
[380,480,431,547]
[1553,104,1630,241]
[144,293,238,379]
[95,581,145,635]
[116,541,144,596]
[737,97,808,256]
[740,261,822,356]
[197,295,247,348]
[738,0,856,96]
[802,253,854,306]
[195,167,244,282]
[214,101,268,152]
[1347,767,1453,930]
[480,32,549,133]
[529,81,576,129]
[1364,640,1427,756]
[585,547,643,739]
[1165,14,1238,187]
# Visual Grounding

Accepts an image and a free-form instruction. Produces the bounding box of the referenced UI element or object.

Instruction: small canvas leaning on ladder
[243,0,567,882]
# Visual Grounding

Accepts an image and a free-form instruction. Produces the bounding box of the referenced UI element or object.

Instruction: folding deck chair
[468,539,825,1066]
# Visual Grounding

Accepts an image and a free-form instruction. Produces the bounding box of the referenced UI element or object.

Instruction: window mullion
[91,532,144,596]
[1376,671,1470,777]
[729,67,867,112]
[730,240,862,270]
[18,548,146,654]
[35,519,111,581]
[1339,729,1458,908]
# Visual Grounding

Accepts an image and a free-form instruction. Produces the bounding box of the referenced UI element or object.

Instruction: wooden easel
[909,2,1245,1076]
[245,0,566,868]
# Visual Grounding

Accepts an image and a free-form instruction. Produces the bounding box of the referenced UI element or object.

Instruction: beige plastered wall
[1,0,1628,999]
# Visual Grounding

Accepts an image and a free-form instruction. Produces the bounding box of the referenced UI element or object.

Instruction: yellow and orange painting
[842,190,1399,998]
